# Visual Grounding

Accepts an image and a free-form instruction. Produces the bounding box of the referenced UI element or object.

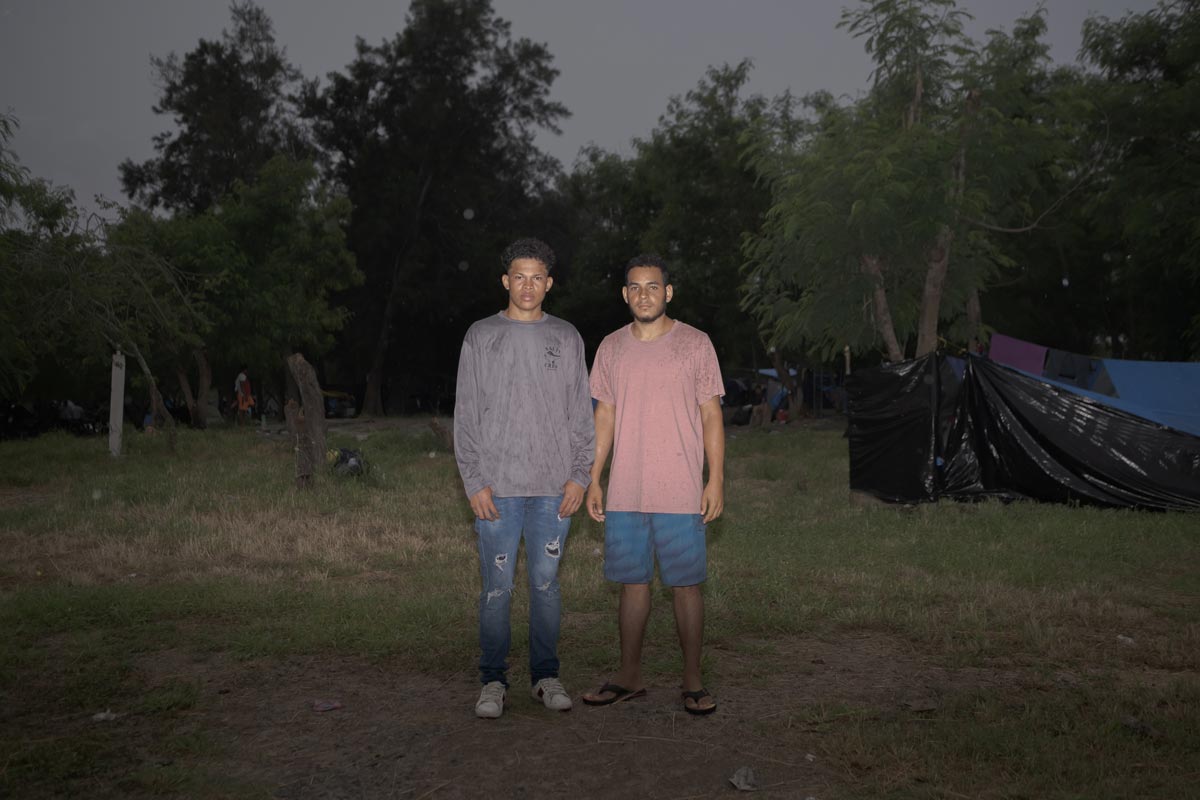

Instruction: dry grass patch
[51,509,477,584]
[1,421,1197,799]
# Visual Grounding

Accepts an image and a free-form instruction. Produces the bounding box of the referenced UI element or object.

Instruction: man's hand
[558,481,585,519]
[469,486,499,521]
[586,482,606,522]
[698,394,725,524]
[701,480,724,523]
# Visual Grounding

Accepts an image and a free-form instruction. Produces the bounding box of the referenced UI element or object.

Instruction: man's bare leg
[673,584,715,712]
[583,583,650,702]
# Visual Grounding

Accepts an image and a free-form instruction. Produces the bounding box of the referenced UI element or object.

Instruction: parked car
[322,389,357,419]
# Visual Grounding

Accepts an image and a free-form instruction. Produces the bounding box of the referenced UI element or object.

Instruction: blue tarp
[1005,358,1200,437]
[987,333,1200,437]
[1099,359,1200,437]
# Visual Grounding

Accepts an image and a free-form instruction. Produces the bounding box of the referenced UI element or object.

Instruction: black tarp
[847,353,1200,511]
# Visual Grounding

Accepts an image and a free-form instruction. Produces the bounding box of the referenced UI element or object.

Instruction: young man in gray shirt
[454,238,594,718]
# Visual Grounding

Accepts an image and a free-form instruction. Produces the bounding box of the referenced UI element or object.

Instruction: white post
[109,350,125,457]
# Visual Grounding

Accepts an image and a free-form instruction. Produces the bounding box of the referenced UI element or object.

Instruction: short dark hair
[500,238,556,273]
[624,253,669,285]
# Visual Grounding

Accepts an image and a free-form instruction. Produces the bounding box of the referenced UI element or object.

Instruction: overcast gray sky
[0,0,1155,214]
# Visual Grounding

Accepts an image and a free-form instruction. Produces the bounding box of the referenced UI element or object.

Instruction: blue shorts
[603,512,707,587]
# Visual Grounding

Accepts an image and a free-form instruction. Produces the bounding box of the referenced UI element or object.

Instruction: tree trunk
[916,225,954,357]
[966,288,983,352]
[175,350,213,429]
[176,364,198,427]
[284,352,299,406]
[769,349,801,414]
[108,351,126,458]
[860,255,905,362]
[286,352,327,472]
[149,381,176,451]
[362,277,401,417]
[905,62,924,129]
[429,417,453,451]
[193,348,212,428]
[284,398,314,489]
[128,344,176,452]
[362,170,434,418]
[916,103,973,359]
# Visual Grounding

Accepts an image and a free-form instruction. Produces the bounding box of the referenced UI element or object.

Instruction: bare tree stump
[285,398,314,489]
[286,353,327,485]
[429,417,453,451]
[149,379,177,452]
[108,351,126,457]
[126,344,175,451]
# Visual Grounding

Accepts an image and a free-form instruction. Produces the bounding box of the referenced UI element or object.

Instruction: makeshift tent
[988,333,1200,426]
[847,352,1200,511]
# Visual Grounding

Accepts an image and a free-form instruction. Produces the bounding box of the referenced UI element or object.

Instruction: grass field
[1,419,1197,798]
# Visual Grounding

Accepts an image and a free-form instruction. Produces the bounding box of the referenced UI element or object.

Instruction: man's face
[622,265,672,324]
[501,258,552,314]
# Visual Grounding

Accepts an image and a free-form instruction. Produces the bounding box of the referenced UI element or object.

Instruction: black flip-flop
[681,688,717,715]
[582,682,647,706]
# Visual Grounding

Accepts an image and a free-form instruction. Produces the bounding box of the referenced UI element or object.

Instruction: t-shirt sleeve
[695,334,724,405]
[590,339,615,404]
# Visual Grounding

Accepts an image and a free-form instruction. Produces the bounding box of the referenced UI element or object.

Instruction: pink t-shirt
[590,321,724,513]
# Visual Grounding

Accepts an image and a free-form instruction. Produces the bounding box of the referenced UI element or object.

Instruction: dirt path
[125,633,1041,799]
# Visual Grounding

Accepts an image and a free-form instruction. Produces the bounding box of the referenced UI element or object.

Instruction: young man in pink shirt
[582,254,725,715]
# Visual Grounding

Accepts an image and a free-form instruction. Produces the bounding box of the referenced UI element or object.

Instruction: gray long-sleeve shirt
[453,311,594,499]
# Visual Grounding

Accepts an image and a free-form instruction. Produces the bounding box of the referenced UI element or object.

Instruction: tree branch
[966,116,1110,234]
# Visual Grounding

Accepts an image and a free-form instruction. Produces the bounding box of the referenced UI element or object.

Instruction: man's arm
[585,400,615,522]
[699,395,725,523]
[453,336,498,521]
[559,332,594,518]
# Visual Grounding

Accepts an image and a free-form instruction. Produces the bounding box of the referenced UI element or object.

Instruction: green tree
[555,63,783,368]
[2,122,202,441]
[211,157,361,376]
[743,2,1084,362]
[116,0,359,422]
[550,148,653,355]
[109,156,361,424]
[2,112,127,400]
[1078,0,1200,359]
[0,111,25,224]
[119,1,308,214]
[303,0,568,415]
[632,61,775,365]
[1,112,49,395]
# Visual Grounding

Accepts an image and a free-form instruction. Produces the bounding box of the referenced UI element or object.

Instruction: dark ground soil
[109,632,1047,799]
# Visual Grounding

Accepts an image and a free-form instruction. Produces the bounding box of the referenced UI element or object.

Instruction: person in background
[234,366,255,425]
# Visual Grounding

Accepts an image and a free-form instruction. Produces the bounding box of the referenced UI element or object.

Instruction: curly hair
[624,253,670,285]
[500,238,557,273]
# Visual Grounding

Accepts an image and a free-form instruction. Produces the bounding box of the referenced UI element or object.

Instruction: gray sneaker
[531,677,573,711]
[475,681,506,719]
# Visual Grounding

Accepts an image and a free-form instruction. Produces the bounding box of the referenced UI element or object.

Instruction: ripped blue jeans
[476,495,570,687]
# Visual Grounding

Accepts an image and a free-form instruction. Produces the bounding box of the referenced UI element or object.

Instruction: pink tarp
[988,334,1047,376]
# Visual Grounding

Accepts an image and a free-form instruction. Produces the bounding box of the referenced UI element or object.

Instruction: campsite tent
[846,350,1200,511]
